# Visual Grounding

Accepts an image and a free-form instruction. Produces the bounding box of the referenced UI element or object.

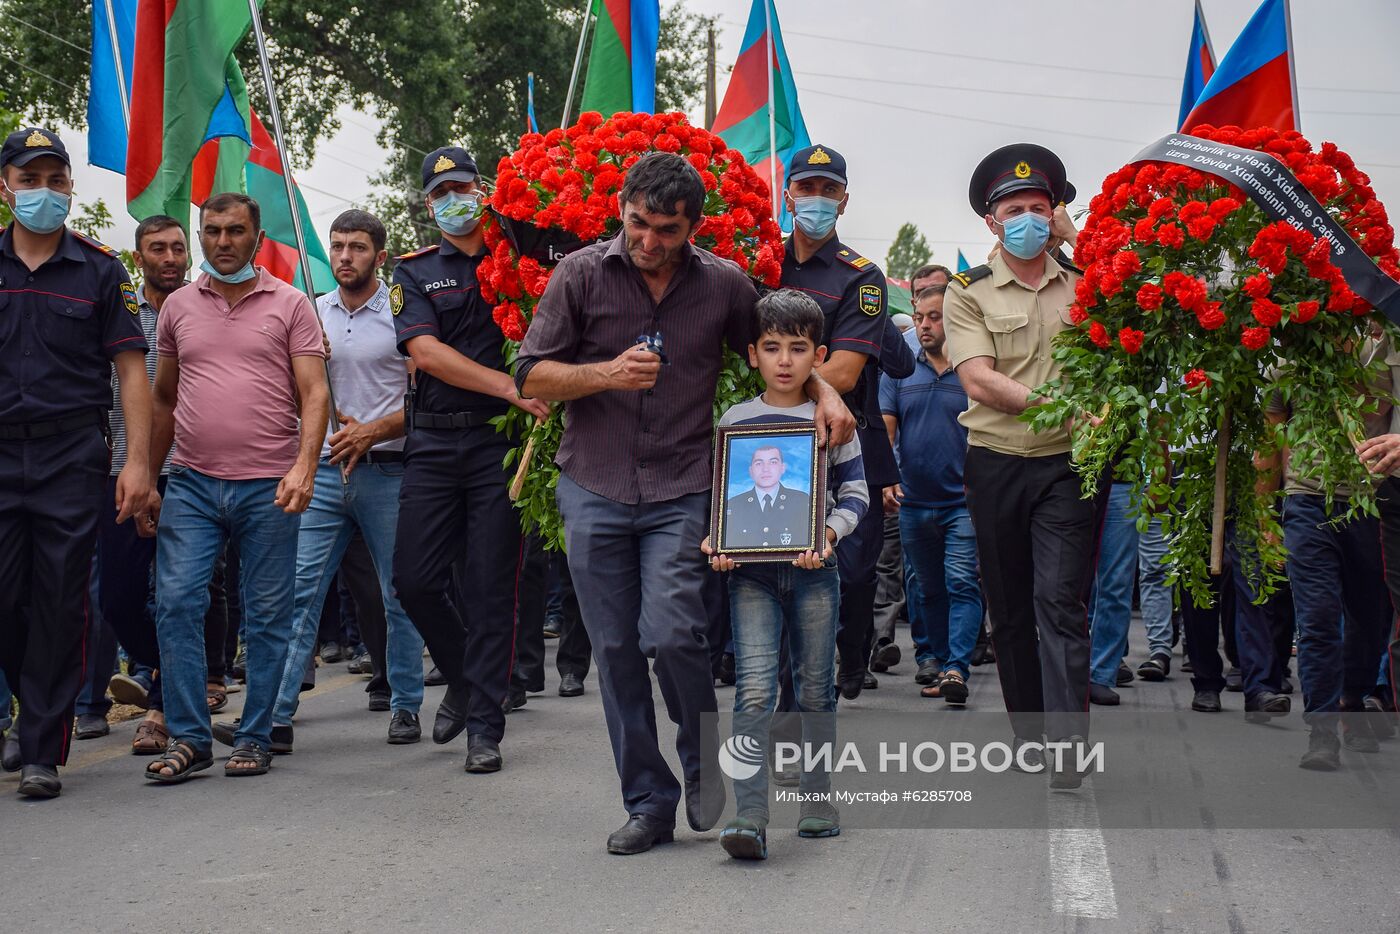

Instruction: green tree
[884,222,932,280]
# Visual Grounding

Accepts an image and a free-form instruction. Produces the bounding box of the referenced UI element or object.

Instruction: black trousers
[393,425,521,743]
[513,540,592,692]
[335,532,390,697]
[835,487,884,677]
[1375,478,1400,710]
[964,447,1107,741]
[0,426,108,766]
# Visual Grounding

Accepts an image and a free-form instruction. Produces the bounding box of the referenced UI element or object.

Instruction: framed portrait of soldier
[709,423,827,562]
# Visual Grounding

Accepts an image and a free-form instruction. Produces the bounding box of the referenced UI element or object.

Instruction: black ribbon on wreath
[491,209,595,266]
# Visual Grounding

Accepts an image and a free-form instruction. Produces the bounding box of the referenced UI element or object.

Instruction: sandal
[145,739,213,783]
[131,718,169,756]
[225,743,272,777]
[206,685,228,714]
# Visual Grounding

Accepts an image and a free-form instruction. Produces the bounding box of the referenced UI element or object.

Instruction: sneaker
[319,641,345,664]
[870,639,901,673]
[1136,653,1171,682]
[939,669,969,706]
[797,800,840,838]
[1299,728,1340,771]
[719,813,769,860]
[1116,663,1135,687]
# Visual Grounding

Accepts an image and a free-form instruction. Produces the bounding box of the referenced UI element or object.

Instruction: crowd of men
[1,122,1398,861]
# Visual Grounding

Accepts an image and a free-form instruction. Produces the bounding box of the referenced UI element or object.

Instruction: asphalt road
[3,638,1398,934]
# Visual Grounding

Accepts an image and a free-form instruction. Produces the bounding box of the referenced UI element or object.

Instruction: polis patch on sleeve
[390,283,404,316]
[858,284,882,316]
[120,281,138,315]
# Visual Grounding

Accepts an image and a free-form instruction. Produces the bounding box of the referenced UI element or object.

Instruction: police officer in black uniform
[779,144,913,699]
[0,128,155,798]
[391,146,550,773]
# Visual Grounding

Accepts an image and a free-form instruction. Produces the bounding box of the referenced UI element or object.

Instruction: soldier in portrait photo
[723,441,813,550]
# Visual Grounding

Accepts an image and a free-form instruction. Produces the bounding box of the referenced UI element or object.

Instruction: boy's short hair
[755,289,824,344]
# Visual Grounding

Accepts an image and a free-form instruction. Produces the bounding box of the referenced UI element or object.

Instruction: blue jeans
[275,460,424,725]
[729,561,840,816]
[0,668,11,732]
[155,467,300,753]
[1136,517,1174,657]
[1089,483,1140,687]
[900,504,982,676]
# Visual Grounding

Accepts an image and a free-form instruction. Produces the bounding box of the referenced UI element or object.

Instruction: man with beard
[144,192,329,782]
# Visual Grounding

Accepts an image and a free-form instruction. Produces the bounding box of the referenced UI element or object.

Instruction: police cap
[1,127,70,170]
[421,146,478,194]
[788,144,847,187]
[968,143,1068,216]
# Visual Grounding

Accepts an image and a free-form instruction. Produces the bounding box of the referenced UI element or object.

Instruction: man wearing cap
[780,144,914,699]
[391,146,549,774]
[0,127,155,797]
[943,143,1105,787]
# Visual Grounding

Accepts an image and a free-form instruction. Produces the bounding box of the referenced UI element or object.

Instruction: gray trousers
[555,473,719,822]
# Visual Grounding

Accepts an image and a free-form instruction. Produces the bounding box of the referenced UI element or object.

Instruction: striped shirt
[718,396,868,542]
[515,235,759,504]
[109,283,174,476]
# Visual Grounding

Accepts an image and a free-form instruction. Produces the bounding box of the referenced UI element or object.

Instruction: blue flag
[956,249,970,273]
[88,0,137,173]
[1178,0,1218,129]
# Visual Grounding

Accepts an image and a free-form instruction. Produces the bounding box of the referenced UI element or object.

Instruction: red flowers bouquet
[477,111,784,547]
[1026,124,1400,601]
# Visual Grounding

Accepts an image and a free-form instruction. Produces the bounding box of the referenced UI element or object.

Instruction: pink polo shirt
[157,269,325,480]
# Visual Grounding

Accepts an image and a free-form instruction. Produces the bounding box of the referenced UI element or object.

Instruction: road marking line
[1047,781,1118,920]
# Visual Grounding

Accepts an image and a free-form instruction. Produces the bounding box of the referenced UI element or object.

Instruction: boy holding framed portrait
[701,290,869,860]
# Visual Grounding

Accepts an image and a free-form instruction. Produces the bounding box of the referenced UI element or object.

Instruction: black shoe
[1136,654,1171,682]
[717,652,736,686]
[424,666,448,687]
[1116,664,1135,687]
[771,766,801,787]
[346,652,374,675]
[1244,692,1290,723]
[607,814,675,855]
[1363,696,1397,740]
[502,686,527,714]
[74,714,109,740]
[720,813,769,860]
[837,670,865,701]
[542,615,563,639]
[684,775,727,832]
[433,685,468,745]
[870,639,901,673]
[367,692,391,712]
[464,734,503,772]
[17,764,60,799]
[1181,656,1194,673]
[863,672,879,690]
[1049,735,1088,790]
[1191,690,1222,712]
[319,641,345,664]
[387,710,421,745]
[1299,728,1340,771]
[1280,675,1294,695]
[1224,667,1243,692]
[1,726,20,772]
[211,719,293,754]
[1010,738,1044,773]
[914,659,942,686]
[1342,713,1379,753]
[1089,683,1120,706]
[558,672,585,697]
[971,641,995,666]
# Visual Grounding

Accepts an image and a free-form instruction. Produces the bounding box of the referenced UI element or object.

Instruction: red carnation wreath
[1026,124,1400,602]
[476,111,785,547]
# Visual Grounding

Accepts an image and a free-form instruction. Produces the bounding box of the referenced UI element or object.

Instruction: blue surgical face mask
[997,211,1051,260]
[791,195,841,239]
[200,257,258,284]
[432,190,484,236]
[10,186,71,235]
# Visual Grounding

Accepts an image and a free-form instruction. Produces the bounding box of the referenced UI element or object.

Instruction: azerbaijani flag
[1181,0,1298,133]
[712,0,810,228]
[956,249,970,273]
[126,0,256,223]
[191,112,335,293]
[579,0,661,116]
[1178,0,1218,130]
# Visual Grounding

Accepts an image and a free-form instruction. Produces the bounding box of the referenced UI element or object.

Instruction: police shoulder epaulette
[950,265,992,288]
[72,231,121,259]
[835,247,874,271]
[395,243,441,261]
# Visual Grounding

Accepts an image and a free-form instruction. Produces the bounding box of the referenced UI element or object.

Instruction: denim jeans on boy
[155,467,300,753]
[900,504,981,676]
[275,460,424,724]
[729,560,840,817]
[1136,517,1174,658]
[1089,483,1140,687]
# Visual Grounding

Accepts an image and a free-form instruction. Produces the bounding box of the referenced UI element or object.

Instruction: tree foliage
[884,222,932,280]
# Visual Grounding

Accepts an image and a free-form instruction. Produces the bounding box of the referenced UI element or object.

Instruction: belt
[0,411,103,441]
[359,449,405,464]
[413,410,502,429]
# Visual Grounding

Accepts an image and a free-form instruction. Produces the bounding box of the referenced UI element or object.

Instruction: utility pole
[704,23,717,130]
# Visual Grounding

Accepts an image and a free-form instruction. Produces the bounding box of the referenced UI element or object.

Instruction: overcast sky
[65,0,1400,272]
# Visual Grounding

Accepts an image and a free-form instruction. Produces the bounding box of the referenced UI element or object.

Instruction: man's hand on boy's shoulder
[792,527,837,569]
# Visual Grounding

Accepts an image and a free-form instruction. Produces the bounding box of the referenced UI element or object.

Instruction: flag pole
[244,0,343,474]
[100,0,130,131]
[1283,0,1300,133]
[561,0,594,128]
[763,0,778,223]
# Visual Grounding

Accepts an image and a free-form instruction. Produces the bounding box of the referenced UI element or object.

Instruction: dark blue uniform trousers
[393,425,521,743]
[555,472,719,823]
[0,425,108,766]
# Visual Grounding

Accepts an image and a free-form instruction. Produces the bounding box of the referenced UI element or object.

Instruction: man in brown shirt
[515,152,852,855]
